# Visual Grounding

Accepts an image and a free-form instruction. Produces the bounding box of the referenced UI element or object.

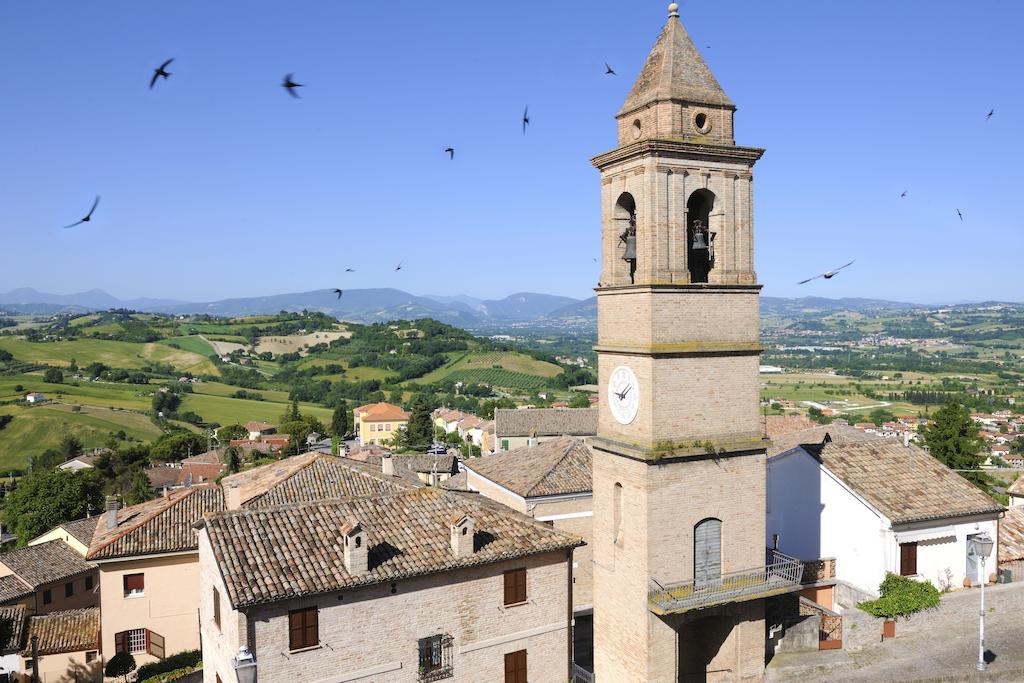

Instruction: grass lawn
[0,403,161,471]
[191,381,293,403]
[158,335,216,357]
[0,375,153,411]
[0,337,218,375]
[180,393,333,427]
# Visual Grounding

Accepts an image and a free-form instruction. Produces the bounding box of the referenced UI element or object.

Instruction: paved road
[766,582,1024,682]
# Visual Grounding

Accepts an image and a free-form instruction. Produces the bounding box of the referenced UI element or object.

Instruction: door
[694,519,722,585]
[966,534,980,585]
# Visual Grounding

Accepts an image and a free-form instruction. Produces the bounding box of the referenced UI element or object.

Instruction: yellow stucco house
[353,402,409,446]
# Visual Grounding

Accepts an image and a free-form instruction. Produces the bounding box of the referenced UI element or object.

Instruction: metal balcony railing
[648,550,804,615]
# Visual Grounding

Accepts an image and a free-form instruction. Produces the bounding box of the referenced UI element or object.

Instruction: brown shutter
[147,630,165,659]
[503,571,515,605]
[900,542,918,576]
[213,588,221,629]
[114,631,126,654]
[124,573,145,593]
[305,608,318,648]
[289,610,303,650]
[515,569,527,604]
[504,650,527,683]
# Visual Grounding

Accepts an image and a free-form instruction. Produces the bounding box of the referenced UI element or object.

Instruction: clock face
[608,365,640,425]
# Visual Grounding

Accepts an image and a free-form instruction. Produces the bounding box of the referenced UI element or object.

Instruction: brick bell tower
[590,4,778,681]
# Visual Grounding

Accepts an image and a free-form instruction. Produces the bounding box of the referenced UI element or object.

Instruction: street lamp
[968,532,995,672]
[232,645,257,683]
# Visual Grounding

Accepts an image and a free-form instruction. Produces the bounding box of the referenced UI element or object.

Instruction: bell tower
[591,4,775,681]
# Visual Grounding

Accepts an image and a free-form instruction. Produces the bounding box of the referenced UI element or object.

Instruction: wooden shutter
[900,542,918,576]
[503,568,526,606]
[124,573,144,593]
[213,587,221,629]
[147,630,165,659]
[289,610,304,650]
[114,631,126,654]
[694,518,722,583]
[504,649,527,683]
[288,608,318,650]
[304,608,318,648]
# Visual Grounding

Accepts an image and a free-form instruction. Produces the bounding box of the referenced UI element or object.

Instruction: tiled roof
[1008,477,1024,496]
[202,488,583,608]
[223,452,415,509]
[0,575,32,604]
[177,462,226,486]
[0,605,26,652]
[494,408,598,438]
[182,451,225,465]
[87,485,224,561]
[999,506,1024,564]
[60,517,100,548]
[245,421,274,431]
[356,402,409,422]
[21,608,100,656]
[768,421,882,457]
[466,437,592,498]
[441,471,469,492]
[393,454,458,475]
[0,541,95,588]
[145,465,182,490]
[764,414,817,438]
[799,441,1004,525]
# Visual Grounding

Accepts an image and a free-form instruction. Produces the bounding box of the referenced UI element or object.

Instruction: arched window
[687,189,716,283]
[615,194,637,284]
[613,482,623,545]
[694,518,721,584]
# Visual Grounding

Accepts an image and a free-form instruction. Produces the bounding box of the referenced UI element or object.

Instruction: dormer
[340,516,368,575]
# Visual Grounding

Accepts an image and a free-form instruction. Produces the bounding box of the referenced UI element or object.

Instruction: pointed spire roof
[619,4,733,117]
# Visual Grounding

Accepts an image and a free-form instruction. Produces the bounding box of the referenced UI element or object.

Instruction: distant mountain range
[1,287,1018,328]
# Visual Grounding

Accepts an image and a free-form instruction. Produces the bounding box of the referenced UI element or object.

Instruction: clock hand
[613,389,626,400]
[621,384,632,398]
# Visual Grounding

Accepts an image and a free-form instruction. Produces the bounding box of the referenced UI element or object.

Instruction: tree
[568,392,592,409]
[330,402,350,437]
[404,396,434,449]
[217,424,248,442]
[105,651,137,682]
[869,407,897,427]
[58,435,84,460]
[1,469,105,545]
[281,398,301,424]
[43,367,64,384]
[225,446,242,474]
[923,400,995,494]
[124,468,154,506]
[150,432,205,462]
[151,389,181,416]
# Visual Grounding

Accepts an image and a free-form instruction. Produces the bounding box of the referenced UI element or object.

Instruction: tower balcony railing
[647,550,804,615]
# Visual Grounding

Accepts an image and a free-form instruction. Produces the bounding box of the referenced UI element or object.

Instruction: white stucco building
[767,434,1004,596]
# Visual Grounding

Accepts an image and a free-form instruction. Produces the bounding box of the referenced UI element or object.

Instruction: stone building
[196,488,582,683]
[493,408,598,452]
[590,4,799,680]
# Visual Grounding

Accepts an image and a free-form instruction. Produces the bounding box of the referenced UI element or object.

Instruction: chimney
[448,512,475,559]
[105,496,120,531]
[341,517,368,574]
[381,453,395,477]
[526,438,537,448]
[903,431,911,448]
[225,482,242,510]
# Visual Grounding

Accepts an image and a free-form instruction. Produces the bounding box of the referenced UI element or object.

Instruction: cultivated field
[0,337,218,375]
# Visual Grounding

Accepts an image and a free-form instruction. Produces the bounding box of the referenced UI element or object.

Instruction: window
[613,482,623,545]
[43,589,52,605]
[85,576,93,591]
[504,649,527,683]
[503,568,527,606]
[900,542,918,576]
[694,518,722,584]
[85,651,98,663]
[123,573,145,597]
[417,634,453,681]
[127,628,147,654]
[501,440,509,451]
[385,423,392,431]
[288,607,319,650]
[213,587,221,629]
[216,676,223,683]
[114,628,160,656]
[65,582,74,598]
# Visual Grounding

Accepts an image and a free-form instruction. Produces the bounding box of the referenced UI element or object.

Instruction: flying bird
[332,289,344,299]
[345,268,355,272]
[797,260,855,285]
[986,109,994,121]
[604,62,616,76]
[63,195,100,229]
[522,106,530,134]
[900,191,907,198]
[395,262,403,271]
[149,58,174,90]
[282,73,303,98]
[956,208,964,221]
[444,147,454,160]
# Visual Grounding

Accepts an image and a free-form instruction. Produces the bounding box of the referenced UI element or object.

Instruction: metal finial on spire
[668,3,679,17]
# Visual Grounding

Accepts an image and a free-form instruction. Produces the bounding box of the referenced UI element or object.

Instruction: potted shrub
[858,573,942,639]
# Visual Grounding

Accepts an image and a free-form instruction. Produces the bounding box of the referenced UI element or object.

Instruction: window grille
[417,633,453,681]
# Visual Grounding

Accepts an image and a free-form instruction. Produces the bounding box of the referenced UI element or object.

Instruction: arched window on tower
[687,189,716,283]
[615,193,637,284]
[613,482,624,545]
[694,517,721,585]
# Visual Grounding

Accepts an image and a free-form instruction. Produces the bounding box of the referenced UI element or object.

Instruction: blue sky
[1,1,1021,304]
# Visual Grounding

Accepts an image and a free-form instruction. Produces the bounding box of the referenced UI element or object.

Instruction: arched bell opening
[615,193,637,284]
[687,190,716,283]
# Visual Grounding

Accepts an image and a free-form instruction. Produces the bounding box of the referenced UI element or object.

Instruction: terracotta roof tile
[466,437,592,498]
[768,421,882,457]
[1008,477,1024,496]
[800,441,1004,525]
[57,517,100,549]
[86,486,224,561]
[0,575,33,604]
[0,605,26,652]
[202,488,583,608]
[21,608,100,656]
[999,506,1024,564]
[356,402,409,422]
[0,541,94,588]
[494,408,597,438]
[764,414,818,438]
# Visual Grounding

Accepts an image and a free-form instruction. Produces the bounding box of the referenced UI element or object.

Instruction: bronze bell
[691,230,709,250]
[622,233,637,260]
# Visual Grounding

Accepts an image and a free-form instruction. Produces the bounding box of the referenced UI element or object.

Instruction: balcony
[648,550,804,615]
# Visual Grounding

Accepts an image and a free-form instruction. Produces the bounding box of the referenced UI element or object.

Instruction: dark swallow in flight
[63,196,100,229]
[150,58,173,89]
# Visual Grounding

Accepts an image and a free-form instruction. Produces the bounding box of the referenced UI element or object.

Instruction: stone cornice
[591,139,765,170]
[591,434,769,464]
[596,283,762,294]
[593,341,763,357]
